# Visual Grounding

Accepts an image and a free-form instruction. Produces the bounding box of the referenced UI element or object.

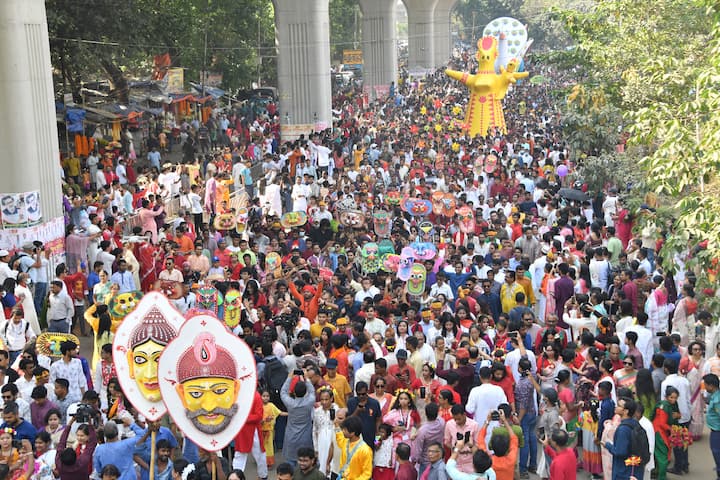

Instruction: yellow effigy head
[476,36,499,67]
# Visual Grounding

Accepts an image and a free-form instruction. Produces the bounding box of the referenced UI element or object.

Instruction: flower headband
[0,427,15,437]
[181,464,196,480]
[395,388,414,399]
[318,385,334,395]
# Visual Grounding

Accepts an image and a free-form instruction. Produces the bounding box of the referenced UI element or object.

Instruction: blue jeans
[711,430,720,478]
[519,412,538,473]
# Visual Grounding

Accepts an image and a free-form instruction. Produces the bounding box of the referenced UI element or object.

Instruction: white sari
[15,283,40,335]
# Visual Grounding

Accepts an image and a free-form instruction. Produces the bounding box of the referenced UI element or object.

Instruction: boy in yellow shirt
[334,416,373,480]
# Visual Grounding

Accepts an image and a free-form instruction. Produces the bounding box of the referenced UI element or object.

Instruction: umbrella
[558,188,589,202]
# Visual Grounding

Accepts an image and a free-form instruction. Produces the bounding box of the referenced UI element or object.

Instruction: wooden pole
[149,430,156,480]
[211,456,216,480]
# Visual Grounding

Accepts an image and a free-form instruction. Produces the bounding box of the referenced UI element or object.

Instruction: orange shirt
[478,425,518,480]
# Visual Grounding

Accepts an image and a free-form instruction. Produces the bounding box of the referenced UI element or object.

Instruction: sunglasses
[623,362,634,366]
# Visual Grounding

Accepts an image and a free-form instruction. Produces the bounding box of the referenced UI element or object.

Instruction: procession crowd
[1,49,717,480]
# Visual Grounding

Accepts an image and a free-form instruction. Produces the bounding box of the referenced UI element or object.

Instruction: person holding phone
[443,404,480,474]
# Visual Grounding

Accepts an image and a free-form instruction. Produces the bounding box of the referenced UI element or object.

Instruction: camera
[275,311,299,331]
[72,403,95,424]
[491,410,500,421]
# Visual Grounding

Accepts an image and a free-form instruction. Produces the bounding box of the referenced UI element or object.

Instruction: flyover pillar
[0,0,64,242]
[404,0,438,72]
[432,0,457,68]
[358,0,398,101]
[273,0,332,136]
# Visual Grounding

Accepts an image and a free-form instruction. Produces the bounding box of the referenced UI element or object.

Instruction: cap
[212,256,220,262]
[326,358,339,369]
[396,349,408,359]
[21,243,34,251]
[542,388,559,404]
[456,348,470,360]
[467,243,475,249]
[0,250,9,257]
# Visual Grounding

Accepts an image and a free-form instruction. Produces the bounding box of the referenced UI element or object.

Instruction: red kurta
[234,391,265,453]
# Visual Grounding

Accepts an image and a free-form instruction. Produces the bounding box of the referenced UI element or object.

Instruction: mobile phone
[293,369,304,376]
[656,332,667,337]
[464,431,471,443]
[538,426,545,439]
[420,387,427,398]
[456,432,464,441]
[329,408,336,421]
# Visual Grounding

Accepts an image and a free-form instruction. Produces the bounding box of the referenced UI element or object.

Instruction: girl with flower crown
[312,386,338,476]
[382,390,422,452]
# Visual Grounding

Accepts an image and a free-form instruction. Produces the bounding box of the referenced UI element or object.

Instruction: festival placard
[158,314,257,451]
[112,292,185,421]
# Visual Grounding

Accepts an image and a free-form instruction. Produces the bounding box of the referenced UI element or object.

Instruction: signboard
[281,123,315,141]
[166,68,184,94]
[343,49,364,65]
[200,71,223,87]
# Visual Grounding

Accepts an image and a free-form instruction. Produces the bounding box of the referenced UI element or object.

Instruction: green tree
[555,0,720,298]
[46,0,276,102]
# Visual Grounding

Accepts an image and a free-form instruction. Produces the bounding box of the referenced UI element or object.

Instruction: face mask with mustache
[185,404,238,434]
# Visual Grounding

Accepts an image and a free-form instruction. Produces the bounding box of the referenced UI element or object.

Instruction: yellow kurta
[335,432,373,480]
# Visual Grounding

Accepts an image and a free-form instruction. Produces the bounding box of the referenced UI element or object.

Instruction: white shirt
[365,318,387,337]
[0,262,17,284]
[505,348,537,383]
[0,319,35,351]
[639,416,655,473]
[354,286,380,303]
[661,373,691,423]
[14,376,36,403]
[466,383,507,422]
[158,269,184,282]
[429,282,454,301]
[49,358,87,402]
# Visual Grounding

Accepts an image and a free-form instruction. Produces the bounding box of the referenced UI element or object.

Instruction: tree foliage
[46,0,276,102]
[554,0,720,298]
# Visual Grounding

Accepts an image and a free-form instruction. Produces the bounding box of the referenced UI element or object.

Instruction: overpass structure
[273,0,458,133]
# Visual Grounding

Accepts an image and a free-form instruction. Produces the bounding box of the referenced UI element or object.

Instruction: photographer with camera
[478,409,519,480]
[55,413,97,480]
[67,390,102,430]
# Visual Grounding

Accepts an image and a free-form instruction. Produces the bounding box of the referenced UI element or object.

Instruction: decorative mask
[214,213,236,231]
[235,208,249,234]
[360,242,380,274]
[441,194,456,217]
[407,264,427,295]
[457,206,476,234]
[339,210,365,229]
[280,211,308,229]
[378,239,395,258]
[431,191,446,215]
[223,289,242,329]
[108,291,143,331]
[156,280,183,299]
[402,197,432,216]
[373,210,392,237]
[418,221,435,237]
[397,247,415,281]
[336,196,357,212]
[196,287,223,316]
[408,241,438,260]
[381,254,401,273]
[265,252,282,278]
[385,191,402,206]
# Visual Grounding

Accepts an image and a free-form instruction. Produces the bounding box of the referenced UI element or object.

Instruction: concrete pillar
[404,0,438,72]
[432,0,457,68]
[273,0,332,135]
[0,0,63,223]
[358,0,398,101]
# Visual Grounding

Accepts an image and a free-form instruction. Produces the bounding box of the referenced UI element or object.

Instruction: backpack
[629,420,651,466]
[263,356,288,408]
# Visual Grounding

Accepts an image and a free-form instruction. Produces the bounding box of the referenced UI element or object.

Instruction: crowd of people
[1,46,716,480]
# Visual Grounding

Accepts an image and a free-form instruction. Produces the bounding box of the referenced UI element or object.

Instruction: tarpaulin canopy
[65,108,86,133]
[189,82,226,99]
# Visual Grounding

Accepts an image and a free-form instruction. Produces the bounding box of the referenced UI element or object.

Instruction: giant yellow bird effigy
[446,35,529,137]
